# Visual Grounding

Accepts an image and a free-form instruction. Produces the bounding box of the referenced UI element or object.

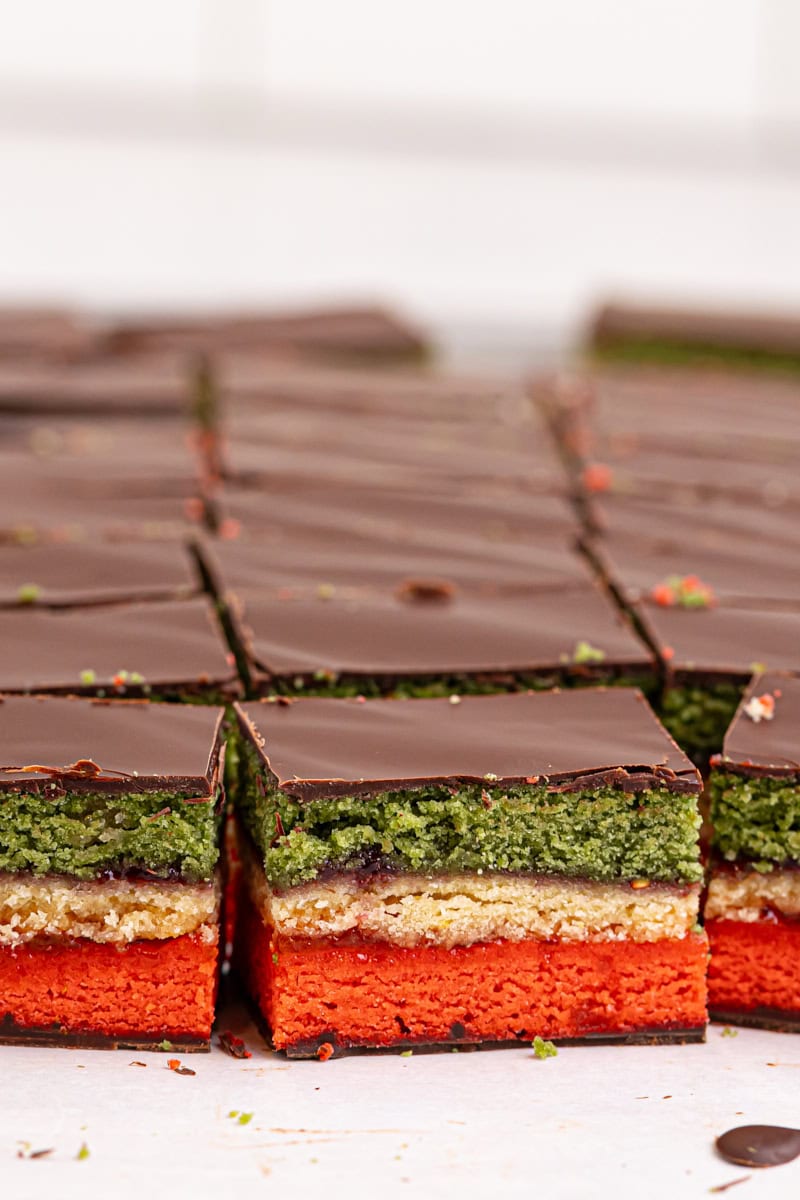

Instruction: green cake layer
[659,682,743,763]
[593,339,800,374]
[234,742,702,890]
[0,789,222,881]
[710,771,800,871]
[261,670,657,701]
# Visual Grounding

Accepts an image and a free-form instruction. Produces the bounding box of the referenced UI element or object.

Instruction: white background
[1,1011,798,1200]
[1,1,800,340]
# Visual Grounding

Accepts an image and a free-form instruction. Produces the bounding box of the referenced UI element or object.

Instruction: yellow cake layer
[705,867,800,923]
[244,851,699,948]
[0,874,220,945]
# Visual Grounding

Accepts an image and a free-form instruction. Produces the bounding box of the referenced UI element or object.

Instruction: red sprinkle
[582,463,613,493]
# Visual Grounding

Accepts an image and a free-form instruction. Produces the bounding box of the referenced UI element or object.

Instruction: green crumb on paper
[720,1027,738,1038]
[237,1113,254,1126]
[400,1050,413,1057]
[227,1110,239,1119]
[532,1036,558,1059]
[76,1142,90,1161]
[158,1040,174,1052]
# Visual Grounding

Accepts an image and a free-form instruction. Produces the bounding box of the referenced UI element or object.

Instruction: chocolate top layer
[220,361,526,423]
[640,602,800,677]
[0,598,234,693]
[106,305,428,361]
[590,531,800,608]
[596,495,800,553]
[719,671,800,774]
[0,307,94,361]
[235,582,651,681]
[200,527,589,596]
[0,696,223,794]
[0,541,198,607]
[218,482,577,544]
[590,301,800,356]
[0,354,192,414]
[236,688,698,798]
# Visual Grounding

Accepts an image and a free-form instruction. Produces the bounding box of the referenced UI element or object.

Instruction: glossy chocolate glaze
[234,582,652,684]
[0,598,235,695]
[236,688,698,800]
[0,695,223,794]
[718,671,800,774]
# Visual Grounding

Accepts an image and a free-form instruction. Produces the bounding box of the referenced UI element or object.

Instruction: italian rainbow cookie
[707,672,800,1029]
[0,697,224,1049]
[231,689,707,1055]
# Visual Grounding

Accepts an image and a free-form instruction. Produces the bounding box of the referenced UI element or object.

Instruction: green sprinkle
[237,1112,254,1126]
[80,669,96,686]
[227,1110,239,1119]
[17,584,41,605]
[720,1027,738,1038]
[158,1039,174,1052]
[271,952,279,965]
[76,1142,90,1161]
[400,1050,413,1057]
[532,1036,558,1060]
[129,671,145,685]
[572,640,606,665]
[483,773,498,782]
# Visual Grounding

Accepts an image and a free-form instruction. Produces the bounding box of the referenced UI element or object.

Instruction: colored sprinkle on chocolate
[218,1031,252,1060]
[532,1036,558,1060]
[167,1059,196,1076]
[449,695,461,705]
[76,1143,90,1162]
[743,693,777,724]
[80,669,96,685]
[651,574,716,609]
[572,640,606,665]
[16,584,41,605]
[582,463,614,493]
[316,1043,334,1062]
[716,1125,800,1169]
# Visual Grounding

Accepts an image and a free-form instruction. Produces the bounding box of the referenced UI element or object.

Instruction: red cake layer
[707,917,800,1020]
[0,931,219,1045]
[236,890,707,1052]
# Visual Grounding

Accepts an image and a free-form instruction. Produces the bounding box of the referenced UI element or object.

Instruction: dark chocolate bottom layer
[710,1009,800,1035]
[0,1014,209,1052]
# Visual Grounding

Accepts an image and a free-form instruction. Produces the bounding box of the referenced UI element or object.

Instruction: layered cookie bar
[707,672,800,1030]
[587,300,800,372]
[231,689,707,1056]
[0,698,225,1049]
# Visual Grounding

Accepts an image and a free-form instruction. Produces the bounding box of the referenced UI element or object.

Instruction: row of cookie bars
[0,685,707,1052]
